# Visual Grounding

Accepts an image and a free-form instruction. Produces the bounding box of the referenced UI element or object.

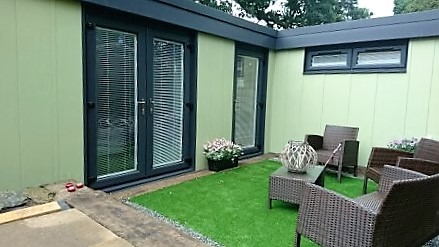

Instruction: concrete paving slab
[62,188,209,247]
[0,209,133,247]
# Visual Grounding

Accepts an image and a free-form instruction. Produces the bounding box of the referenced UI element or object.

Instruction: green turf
[131,160,378,247]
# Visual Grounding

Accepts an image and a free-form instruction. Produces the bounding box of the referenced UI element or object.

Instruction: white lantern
[280,141,318,173]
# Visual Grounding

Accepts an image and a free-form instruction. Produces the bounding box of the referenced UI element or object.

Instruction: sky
[358,0,394,17]
[231,0,396,26]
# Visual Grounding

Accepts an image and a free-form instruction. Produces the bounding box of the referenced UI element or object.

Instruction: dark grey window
[306,49,351,72]
[304,40,408,74]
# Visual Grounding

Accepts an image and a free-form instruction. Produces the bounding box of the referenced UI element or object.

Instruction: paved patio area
[0,169,218,247]
[0,208,133,247]
[0,155,276,247]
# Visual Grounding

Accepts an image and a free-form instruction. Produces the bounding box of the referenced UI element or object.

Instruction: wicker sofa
[295,165,439,247]
[363,138,439,194]
[305,125,359,182]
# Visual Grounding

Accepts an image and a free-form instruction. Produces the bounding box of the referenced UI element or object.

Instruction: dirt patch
[23,187,56,205]
[0,181,73,213]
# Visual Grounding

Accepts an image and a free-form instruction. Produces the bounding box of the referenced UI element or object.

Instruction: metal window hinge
[185,102,194,111]
[186,43,195,53]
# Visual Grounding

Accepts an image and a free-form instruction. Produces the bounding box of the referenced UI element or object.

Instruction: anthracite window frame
[305,49,352,72]
[304,40,409,74]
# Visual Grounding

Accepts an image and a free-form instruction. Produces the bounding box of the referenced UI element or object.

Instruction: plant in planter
[388,137,419,153]
[203,138,242,172]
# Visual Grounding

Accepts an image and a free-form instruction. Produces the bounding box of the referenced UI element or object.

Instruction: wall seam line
[370,73,379,147]
[403,41,415,136]
[14,0,24,189]
[425,40,437,136]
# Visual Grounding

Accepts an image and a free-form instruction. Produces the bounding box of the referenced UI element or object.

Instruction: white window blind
[311,53,348,67]
[234,55,259,149]
[152,38,184,168]
[95,27,138,178]
[356,50,401,65]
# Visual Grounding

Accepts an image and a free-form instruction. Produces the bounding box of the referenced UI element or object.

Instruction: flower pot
[207,158,238,172]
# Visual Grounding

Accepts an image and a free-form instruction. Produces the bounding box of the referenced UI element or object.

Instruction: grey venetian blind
[311,53,348,67]
[95,27,138,178]
[356,50,401,65]
[152,38,184,168]
[234,55,259,148]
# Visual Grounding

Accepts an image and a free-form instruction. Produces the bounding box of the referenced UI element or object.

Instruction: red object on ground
[76,183,84,189]
[65,182,74,188]
[67,186,76,192]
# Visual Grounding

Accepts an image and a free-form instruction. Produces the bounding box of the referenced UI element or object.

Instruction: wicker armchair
[305,125,359,182]
[295,166,439,247]
[363,138,439,194]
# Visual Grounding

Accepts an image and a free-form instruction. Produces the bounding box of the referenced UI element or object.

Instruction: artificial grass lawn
[131,161,378,247]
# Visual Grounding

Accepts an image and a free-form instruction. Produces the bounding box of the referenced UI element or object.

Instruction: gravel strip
[125,201,224,247]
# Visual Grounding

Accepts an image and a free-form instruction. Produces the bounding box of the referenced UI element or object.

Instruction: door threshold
[102,168,194,193]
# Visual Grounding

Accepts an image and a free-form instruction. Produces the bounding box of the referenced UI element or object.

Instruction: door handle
[138,99,146,116]
[149,98,155,114]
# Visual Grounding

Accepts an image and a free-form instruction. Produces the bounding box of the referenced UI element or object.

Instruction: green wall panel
[404,39,434,137]
[286,50,305,141]
[299,75,324,135]
[267,38,439,167]
[264,51,276,152]
[347,74,377,166]
[55,0,84,182]
[195,33,235,170]
[371,73,408,146]
[321,74,351,126]
[0,0,83,190]
[0,0,22,190]
[428,39,439,138]
[16,0,56,187]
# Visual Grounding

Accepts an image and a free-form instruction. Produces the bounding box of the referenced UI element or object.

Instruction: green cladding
[0,0,84,190]
[195,33,235,170]
[1,0,439,190]
[266,38,439,167]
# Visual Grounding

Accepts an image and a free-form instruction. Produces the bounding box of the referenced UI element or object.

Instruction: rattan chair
[305,125,359,182]
[363,138,439,194]
[295,165,439,247]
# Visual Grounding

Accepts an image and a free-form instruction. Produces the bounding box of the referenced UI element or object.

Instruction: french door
[85,15,195,189]
[232,45,268,158]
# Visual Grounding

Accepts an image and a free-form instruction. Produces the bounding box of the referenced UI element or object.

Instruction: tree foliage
[394,0,439,14]
[194,0,233,13]
[192,0,371,29]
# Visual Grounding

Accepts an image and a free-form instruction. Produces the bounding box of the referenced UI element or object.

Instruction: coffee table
[268,165,325,208]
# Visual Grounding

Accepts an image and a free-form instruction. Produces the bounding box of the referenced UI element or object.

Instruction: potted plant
[203,138,242,172]
[388,137,419,153]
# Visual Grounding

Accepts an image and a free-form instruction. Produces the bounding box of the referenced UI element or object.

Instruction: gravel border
[124,201,224,247]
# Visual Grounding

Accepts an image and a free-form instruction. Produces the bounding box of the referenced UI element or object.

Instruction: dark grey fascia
[277,9,439,50]
[81,0,439,51]
[81,0,277,49]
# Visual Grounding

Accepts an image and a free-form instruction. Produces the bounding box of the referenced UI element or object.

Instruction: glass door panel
[95,27,138,179]
[151,38,185,169]
[234,55,260,149]
[85,14,195,189]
